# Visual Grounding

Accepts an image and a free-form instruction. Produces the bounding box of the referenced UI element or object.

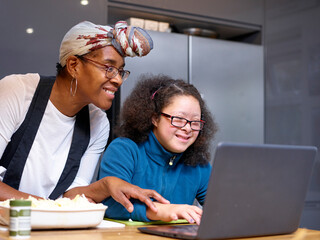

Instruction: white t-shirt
[0,73,109,198]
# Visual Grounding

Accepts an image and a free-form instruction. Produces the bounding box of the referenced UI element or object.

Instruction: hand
[104,176,170,213]
[146,202,203,225]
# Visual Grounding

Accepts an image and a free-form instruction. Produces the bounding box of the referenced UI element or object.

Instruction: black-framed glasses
[78,56,130,81]
[160,112,205,131]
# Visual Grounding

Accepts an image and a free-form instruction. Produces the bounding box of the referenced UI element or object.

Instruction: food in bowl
[0,195,108,229]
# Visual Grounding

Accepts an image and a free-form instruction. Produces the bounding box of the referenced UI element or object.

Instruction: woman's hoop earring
[70,78,77,97]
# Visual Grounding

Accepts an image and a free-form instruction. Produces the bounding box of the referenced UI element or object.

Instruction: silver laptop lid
[198,142,317,239]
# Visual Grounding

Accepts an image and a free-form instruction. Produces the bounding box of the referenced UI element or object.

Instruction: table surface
[0,226,320,240]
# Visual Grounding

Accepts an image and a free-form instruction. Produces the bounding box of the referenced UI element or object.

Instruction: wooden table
[0,226,320,240]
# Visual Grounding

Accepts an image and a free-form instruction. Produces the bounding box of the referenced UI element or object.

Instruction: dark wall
[264,0,320,229]
[0,0,107,78]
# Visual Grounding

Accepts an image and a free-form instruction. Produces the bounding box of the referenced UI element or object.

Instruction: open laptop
[138,142,317,240]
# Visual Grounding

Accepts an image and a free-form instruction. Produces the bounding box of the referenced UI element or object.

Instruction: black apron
[0,76,90,199]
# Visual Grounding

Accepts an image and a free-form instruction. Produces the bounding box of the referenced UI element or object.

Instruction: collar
[144,131,183,167]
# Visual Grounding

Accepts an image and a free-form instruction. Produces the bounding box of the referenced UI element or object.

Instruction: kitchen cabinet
[108,0,264,26]
[107,0,262,44]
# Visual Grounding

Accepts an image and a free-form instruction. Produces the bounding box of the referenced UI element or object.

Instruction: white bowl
[0,205,108,229]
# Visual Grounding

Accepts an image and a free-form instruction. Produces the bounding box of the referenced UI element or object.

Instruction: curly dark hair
[115,74,218,166]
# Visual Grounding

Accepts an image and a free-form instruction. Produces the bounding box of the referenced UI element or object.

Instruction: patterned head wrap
[59,21,153,67]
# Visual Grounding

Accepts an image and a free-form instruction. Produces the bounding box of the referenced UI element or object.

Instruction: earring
[70,77,77,97]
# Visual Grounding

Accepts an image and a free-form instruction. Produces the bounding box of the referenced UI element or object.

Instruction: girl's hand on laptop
[146,202,203,225]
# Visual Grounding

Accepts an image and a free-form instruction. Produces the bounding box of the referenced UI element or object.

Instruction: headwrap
[59,20,153,67]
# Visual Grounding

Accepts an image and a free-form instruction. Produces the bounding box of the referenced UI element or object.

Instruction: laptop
[138,142,317,240]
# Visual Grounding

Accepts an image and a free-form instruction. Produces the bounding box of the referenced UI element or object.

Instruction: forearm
[63,178,110,203]
[65,176,170,214]
[0,182,42,201]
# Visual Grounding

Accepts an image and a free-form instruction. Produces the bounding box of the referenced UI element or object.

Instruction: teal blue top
[98,131,211,222]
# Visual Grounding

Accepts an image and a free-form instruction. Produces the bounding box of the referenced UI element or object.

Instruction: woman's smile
[102,86,117,98]
[175,133,191,142]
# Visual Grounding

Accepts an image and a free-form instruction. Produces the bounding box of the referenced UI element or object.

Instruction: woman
[0,21,168,213]
[99,74,218,224]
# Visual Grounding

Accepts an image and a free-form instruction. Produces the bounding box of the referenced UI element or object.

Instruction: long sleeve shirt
[98,131,211,221]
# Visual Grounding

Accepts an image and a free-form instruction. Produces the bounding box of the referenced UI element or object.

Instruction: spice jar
[9,200,31,239]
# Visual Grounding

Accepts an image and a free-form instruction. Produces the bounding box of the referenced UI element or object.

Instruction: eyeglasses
[160,112,205,131]
[78,56,130,81]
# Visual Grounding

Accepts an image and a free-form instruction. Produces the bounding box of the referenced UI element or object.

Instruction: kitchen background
[0,0,319,229]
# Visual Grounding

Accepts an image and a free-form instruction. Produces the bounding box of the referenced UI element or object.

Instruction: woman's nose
[110,73,123,87]
[181,122,192,132]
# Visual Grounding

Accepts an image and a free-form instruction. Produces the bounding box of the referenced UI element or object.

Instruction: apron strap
[2,76,55,188]
[1,76,91,200]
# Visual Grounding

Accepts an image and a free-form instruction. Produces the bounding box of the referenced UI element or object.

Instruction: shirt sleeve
[99,137,150,221]
[0,75,30,183]
[196,163,212,205]
[0,75,26,160]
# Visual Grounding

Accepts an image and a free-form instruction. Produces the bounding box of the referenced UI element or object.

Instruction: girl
[99,74,218,224]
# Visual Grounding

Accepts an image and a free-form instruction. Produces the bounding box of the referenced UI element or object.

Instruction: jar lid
[10,200,32,207]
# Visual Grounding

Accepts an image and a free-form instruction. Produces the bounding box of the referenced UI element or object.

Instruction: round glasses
[161,112,205,131]
[78,56,130,81]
